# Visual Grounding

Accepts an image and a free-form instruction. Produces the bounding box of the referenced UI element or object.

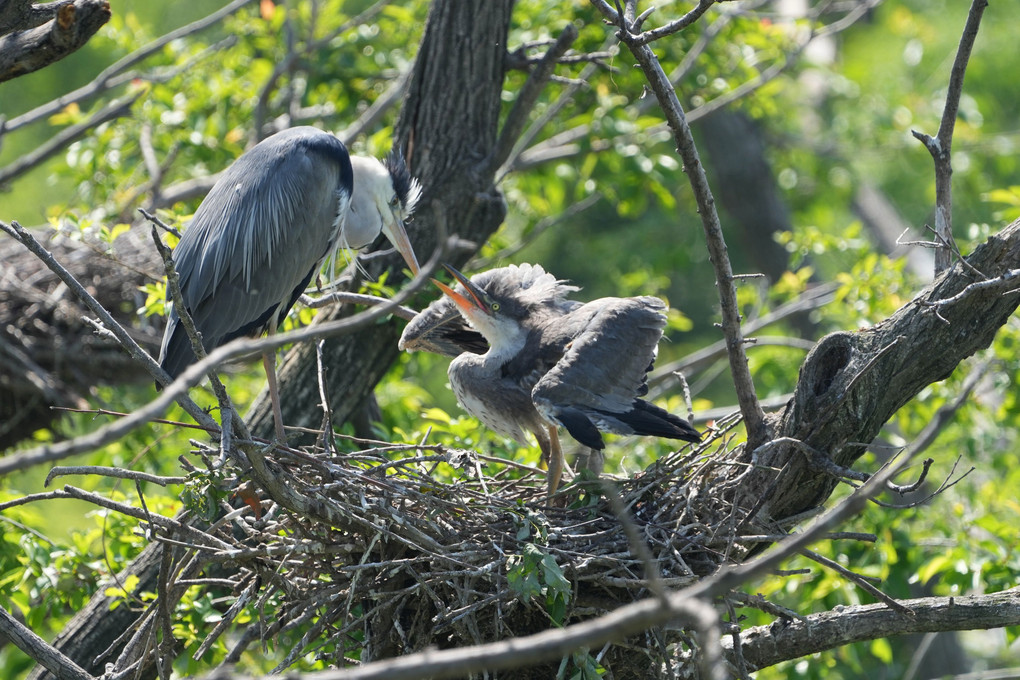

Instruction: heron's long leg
[264,318,287,443]
[574,447,604,477]
[263,352,287,442]
[546,425,563,497]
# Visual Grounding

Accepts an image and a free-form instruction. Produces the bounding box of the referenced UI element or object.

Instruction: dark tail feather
[604,399,701,443]
[555,407,606,450]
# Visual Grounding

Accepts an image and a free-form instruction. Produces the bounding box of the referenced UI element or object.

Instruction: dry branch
[0,0,110,83]
[731,588,1020,672]
[912,0,988,274]
[592,0,768,449]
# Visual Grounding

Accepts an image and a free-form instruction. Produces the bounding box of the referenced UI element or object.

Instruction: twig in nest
[601,480,667,603]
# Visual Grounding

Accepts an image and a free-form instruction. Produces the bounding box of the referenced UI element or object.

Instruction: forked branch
[590,1,768,449]
[911,0,988,273]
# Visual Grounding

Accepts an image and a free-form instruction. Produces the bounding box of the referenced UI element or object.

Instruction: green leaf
[870,637,893,664]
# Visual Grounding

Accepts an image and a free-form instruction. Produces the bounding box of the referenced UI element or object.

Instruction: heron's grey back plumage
[530,296,699,447]
[159,126,353,379]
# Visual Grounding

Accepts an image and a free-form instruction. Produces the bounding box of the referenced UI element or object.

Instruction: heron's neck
[475,321,527,366]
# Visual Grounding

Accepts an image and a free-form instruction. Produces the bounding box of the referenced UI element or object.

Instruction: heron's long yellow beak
[381,211,421,275]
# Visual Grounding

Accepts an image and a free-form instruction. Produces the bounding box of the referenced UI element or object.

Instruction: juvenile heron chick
[400,263,700,497]
[158,126,421,441]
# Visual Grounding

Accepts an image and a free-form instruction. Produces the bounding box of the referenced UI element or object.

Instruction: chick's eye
[491,302,500,312]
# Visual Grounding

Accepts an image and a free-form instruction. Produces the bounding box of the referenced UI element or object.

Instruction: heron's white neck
[465,313,527,365]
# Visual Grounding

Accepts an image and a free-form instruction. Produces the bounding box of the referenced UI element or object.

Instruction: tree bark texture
[0,0,110,83]
[746,218,1020,529]
[729,587,1020,672]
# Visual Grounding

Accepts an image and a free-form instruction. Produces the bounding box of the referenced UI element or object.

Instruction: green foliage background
[2,0,1019,677]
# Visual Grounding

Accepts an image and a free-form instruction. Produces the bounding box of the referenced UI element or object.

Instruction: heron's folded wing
[167,129,350,353]
[531,296,666,417]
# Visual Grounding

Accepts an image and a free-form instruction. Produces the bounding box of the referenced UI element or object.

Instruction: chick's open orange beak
[432,263,488,315]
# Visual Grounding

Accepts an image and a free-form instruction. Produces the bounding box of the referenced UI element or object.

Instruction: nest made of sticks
[0,226,162,446]
[145,411,751,676]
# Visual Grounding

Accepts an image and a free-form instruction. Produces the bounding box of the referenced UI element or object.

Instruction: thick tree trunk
[745,218,1020,530]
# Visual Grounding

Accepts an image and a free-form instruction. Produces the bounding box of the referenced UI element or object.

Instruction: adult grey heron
[399,263,700,496]
[158,126,421,441]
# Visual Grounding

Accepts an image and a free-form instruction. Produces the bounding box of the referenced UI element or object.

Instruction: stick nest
[165,412,751,675]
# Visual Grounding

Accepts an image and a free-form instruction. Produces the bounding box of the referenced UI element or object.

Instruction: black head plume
[384,148,422,214]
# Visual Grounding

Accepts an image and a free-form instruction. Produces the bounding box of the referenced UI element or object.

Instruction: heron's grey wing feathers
[532,296,700,444]
[532,297,667,416]
[159,127,351,378]
[399,295,487,357]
